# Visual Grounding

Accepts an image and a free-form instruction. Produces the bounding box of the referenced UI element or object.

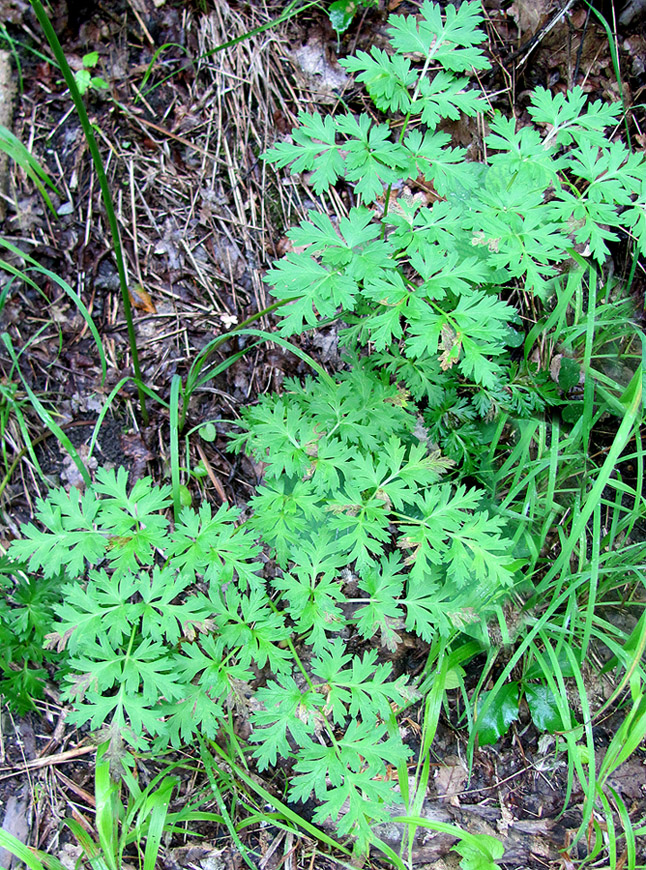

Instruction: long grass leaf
[2,333,91,487]
[0,239,106,382]
[0,125,58,211]
[29,0,147,422]
[198,740,258,870]
[87,377,132,462]
[169,374,181,521]
[535,366,643,597]
[0,831,46,870]
[206,739,352,856]
[563,643,597,846]
[142,778,175,870]
[63,819,110,870]
[93,744,120,870]
[390,816,504,863]
[599,691,646,779]
[0,25,23,93]
[580,504,601,661]
[607,785,636,870]
[598,789,618,869]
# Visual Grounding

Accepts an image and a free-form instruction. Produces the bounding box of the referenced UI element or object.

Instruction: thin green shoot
[0,126,58,212]
[584,1,631,147]
[180,323,334,433]
[86,377,133,463]
[0,27,59,77]
[137,1,321,104]
[0,420,55,500]
[170,374,181,520]
[2,333,91,488]
[0,238,106,383]
[0,24,23,93]
[205,739,353,857]
[136,42,190,102]
[402,638,453,864]
[608,785,636,870]
[29,0,148,423]
[94,743,120,870]
[535,367,643,597]
[580,503,601,661]
[198,739,258,870]
[178,297,290,430]
[64,818,111,870]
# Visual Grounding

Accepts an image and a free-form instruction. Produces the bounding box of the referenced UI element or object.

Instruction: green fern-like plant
[261,0,644,441]
[0,556,61,713]
[8,413,513,843]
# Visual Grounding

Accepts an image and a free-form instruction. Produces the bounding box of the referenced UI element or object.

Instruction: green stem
[170,374,181,521]
[383,49,437,222]
[266,614,346,757]
[29,0,149,424]
[232,297,289,333]
[200,0,320,60]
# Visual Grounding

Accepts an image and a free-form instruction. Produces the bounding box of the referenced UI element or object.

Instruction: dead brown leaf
[129,284,157,314]
[508,0,552,35]
[434,755,468,806]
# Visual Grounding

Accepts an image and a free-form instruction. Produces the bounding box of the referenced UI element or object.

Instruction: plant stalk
[29,0,149,424]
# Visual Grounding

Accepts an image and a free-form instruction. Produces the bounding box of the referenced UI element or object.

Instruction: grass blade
[29,0,148,423]
[141,777,175,870]
[169,374,181,520]
[94,744,120,870]
[2,333,91,487]
[0,830,47,870]
[0,125,58,211]
[535,365,643,597]
[0,239,106,383]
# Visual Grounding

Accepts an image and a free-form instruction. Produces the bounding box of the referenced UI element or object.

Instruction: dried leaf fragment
[129,284,157,314]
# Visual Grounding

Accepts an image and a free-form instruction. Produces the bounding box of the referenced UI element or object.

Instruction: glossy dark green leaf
[525,683,565,733]
[329,0,357,34]
[199,422,217,442]
[453,836,504,870]
[558,356,581,392]
[562,401,585,423]
[476,683,519,746]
